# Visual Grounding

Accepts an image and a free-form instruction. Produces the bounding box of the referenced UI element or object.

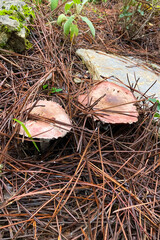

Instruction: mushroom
[19,100,72,150]
[78,81,138,124]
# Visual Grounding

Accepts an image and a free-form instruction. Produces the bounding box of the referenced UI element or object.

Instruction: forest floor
[0,1,160,239]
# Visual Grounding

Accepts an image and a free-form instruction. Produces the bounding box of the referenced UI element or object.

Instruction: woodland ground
[0,1,160,239]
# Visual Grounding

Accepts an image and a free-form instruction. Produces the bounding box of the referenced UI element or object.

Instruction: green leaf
[80,16,95,37]
[50,0,58,11]
[73,0,81,4]
[50,87,63,93]
[148,98,159,103]
[148,98,160,111]
[64,2,74,13]
[157,104,160,111]
[63,15,75,36]
[119,13,125,18]
[42,84,48,90]
[57,14,67,25]
[70,24,79,40]
[154,113,160,118]
[137,8,144,16]
[13,119,40,152]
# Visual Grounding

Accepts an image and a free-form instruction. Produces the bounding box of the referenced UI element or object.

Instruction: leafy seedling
[13,118,40,152]
[57,0,95,41]
[42,84,62,93]
[42,84,48,90]
[148,98,160,118]
[50,87,63,93]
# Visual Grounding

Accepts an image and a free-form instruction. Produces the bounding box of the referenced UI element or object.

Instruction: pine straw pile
[0,1,160,239]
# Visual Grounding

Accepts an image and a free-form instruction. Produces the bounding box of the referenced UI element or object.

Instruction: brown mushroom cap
[78,81,138,124]
[19,100,72,139]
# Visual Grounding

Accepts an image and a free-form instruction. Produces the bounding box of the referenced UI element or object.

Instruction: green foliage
[148,0,160,11]
[42,84,63,93]
[80,16,95,37]
[22,5,36,19]
[119,0,160,38]
[50,87,63,93]
[56,0,95,41]
[149,98,160,118]
[70,23,79,39]
[50,0,59,10]
[32,0,95,40]
[13,118,40,152]
[57,14,67,25]
[64,15,75,36]
[42,84,49,89]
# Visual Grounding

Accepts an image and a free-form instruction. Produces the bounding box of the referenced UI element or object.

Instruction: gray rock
[76,49,160,99]
[0,0,35,52]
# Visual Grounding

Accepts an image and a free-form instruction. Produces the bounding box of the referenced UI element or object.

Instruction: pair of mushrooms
[19,82,138,147]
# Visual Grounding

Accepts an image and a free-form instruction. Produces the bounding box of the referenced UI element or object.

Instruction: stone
[0,0,35,52]
[76,49,160,99]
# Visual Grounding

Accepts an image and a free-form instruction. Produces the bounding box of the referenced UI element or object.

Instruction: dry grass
[0,1,160,239]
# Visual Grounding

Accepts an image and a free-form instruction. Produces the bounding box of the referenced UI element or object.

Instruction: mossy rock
[0,0,35,52]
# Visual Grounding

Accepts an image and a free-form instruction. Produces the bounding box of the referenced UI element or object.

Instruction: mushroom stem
[40,139,51,151]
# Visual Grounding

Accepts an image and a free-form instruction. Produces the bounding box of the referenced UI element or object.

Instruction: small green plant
[50,87,63,93]
[42,84,62,93]
[119,0,144,34]
[119,0,159,38]
[149,98,160,118]
[57,0,95,41]
[42,84,49,89]
[13,119,40,152]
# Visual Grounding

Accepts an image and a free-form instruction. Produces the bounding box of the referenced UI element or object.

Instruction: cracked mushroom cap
[78,81,138,124]
[19,100,72,139]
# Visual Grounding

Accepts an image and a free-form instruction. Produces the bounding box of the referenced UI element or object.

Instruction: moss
[17,22,24,32]
[10,5,18,11]
[0,2,35,52]
[25,39,32,49]
[0,3,35,22]
[9,13,25,23]
[0,3,35,32]
[0,25,12,33]
[0,9,14,15]
[24,25,30,34]
[22,5,35,19]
